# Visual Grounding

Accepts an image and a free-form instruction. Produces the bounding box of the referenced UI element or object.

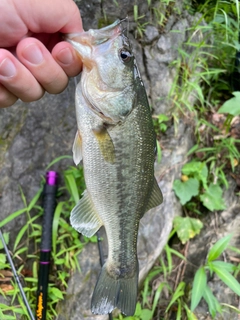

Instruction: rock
[0,81,77,235]
[144,25,159,44]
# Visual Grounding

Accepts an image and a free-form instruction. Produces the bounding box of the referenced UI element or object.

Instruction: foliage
[153,114,170,135]
[173,160,226,212]
[190,234,240,318]
[0,233,9,269]
[218,91,240,116]
[0,161,87,319]
[173,216,203,244]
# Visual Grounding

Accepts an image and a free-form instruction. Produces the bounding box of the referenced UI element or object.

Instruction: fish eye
[119,49,132,63]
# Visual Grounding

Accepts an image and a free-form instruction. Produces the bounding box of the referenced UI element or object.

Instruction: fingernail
[56,47,73,65]
[0,58,17,77]
[22,44,44,64]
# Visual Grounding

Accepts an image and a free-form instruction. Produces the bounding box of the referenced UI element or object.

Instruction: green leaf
[182,161,208,188]
[173,217,203,244]
[184,305,198,320]
[212,265,240,296]
[202,285,222,318]
[166,281,185,312]
[207,234,232,262]
[13,224,28,252]
[200,183,226,211]
[64,173,80,205]
[218,92,240,116]
[52,201,64,256]
[211,260,235,273]
[0,253,6,265]
[49,287,64,300]
[151,283,167,316]
[0,232,9,250]
[140,309,152,320]
[191,266,207,311]
[45,155,73,170]
[156,140,162,164]
[134,302,142,317]
[173,178,199,205]
[0,208,28,228]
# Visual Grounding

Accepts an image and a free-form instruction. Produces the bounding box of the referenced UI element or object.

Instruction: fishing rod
[36,171,58,320]
[0,228,35,320]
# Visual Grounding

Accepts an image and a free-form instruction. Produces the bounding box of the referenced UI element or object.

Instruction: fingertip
[52,42,82,77]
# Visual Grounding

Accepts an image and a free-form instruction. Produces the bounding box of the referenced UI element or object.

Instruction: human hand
[0,0,83,108]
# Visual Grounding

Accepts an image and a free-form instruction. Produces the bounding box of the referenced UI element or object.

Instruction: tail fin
[91,263,138,316]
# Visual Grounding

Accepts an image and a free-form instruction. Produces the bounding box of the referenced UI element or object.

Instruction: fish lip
[65,19,123,47]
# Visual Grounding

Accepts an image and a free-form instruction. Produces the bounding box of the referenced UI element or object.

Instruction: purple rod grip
[40,171,58,250]
[46,171,58,186]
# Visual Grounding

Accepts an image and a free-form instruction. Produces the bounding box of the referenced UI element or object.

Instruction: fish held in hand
[66,20,163,316]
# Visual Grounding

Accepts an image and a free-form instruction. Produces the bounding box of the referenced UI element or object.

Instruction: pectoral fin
[143,178,163,216]
[93,127,115,163]
[70,190,103,237]
[72,131,82,165]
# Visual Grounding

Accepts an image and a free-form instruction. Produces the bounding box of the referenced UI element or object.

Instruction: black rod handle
[36,171,58,320]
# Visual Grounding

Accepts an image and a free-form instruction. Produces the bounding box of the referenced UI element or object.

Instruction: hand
[0,0,83,108]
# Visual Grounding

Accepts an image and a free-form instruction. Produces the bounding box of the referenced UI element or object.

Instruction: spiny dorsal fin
[143,178,163,217]
[92,127,115,163]
[70,190,103,237]
[72,131,82,165]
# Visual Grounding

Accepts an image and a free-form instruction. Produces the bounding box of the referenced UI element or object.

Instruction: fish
[66,20,163,316]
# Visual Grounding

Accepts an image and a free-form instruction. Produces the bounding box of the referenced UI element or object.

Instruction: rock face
[0,1,239,320]
[0,82,77,234]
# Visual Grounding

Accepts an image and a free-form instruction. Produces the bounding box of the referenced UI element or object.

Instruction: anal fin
[70,190,102,237]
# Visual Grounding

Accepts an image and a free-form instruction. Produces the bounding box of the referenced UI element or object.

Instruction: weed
[191,234,240,318]
[0,163,87,319]
[173,160,226,212]
[133,5,148,38]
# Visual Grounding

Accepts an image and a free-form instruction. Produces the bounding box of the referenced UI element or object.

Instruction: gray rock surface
[0,82,77,234]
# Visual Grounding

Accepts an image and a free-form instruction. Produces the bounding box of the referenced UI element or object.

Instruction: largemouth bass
[67,20,163,316]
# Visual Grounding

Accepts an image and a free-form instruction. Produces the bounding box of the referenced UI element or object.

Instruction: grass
[0,162,88,319]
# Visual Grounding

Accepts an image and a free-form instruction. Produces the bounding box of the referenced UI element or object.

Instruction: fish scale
[66,20,163,316]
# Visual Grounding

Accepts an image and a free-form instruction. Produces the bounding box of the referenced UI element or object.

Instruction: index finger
[0,0,83,47]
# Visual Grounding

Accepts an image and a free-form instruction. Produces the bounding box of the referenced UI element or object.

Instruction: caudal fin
[91,263,138,316]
